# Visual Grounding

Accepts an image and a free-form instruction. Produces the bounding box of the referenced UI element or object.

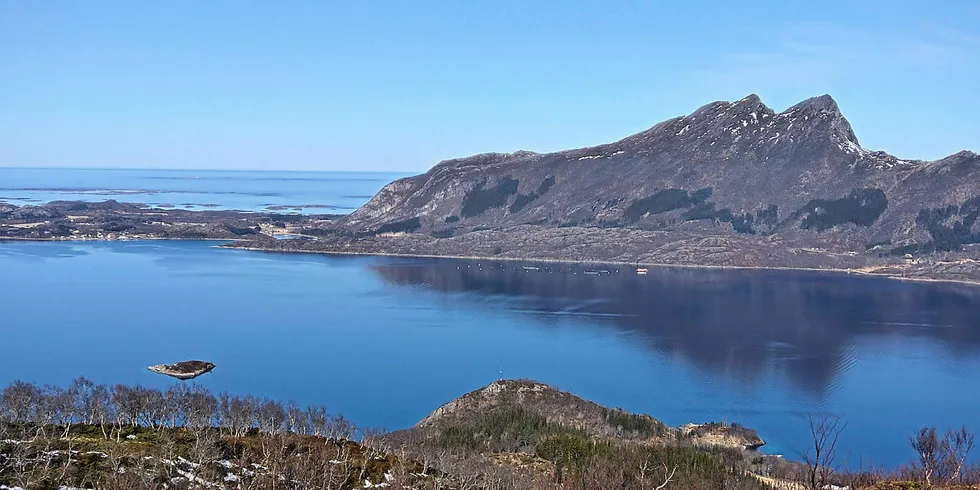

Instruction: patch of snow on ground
[611,150,625,156]
[177,456,200,469]
[577,155,601,160]
[841,139,865,155]
[676,125,691,136]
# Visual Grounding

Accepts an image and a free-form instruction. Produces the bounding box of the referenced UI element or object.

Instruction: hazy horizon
[2,1,978,172]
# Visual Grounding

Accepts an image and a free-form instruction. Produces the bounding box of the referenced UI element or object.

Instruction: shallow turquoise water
[1,240,978,468]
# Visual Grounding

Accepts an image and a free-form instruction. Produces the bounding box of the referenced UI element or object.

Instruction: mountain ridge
[342,93,978,255]
[217,93,980,285]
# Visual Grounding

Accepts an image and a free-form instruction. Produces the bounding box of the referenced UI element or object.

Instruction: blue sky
[1,1,977,172]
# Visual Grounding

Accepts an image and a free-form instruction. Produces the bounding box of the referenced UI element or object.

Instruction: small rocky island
[148,360,216,380]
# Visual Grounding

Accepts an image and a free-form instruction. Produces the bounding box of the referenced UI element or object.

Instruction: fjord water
[0,167,408,213]
[2,240,979,468]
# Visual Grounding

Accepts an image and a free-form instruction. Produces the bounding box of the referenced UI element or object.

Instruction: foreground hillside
[0,378,771,489]
[2,378,976,489]
[223,94,980,284]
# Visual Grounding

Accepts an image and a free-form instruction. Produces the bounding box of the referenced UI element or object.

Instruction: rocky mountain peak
[780,94,861,149]
[786,94,841,114]
[344,92,980,250]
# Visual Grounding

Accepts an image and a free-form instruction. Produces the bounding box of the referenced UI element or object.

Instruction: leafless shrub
[799,414,846,490]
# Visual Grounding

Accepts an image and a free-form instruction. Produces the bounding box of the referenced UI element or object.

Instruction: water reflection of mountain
[371,259,980,394]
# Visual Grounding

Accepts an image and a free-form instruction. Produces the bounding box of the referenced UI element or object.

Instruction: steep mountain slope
[343,94,979,257]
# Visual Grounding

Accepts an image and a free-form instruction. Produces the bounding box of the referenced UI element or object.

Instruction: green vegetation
[730,212,755,234]
[435,407,566,452]
[889,242,929,256]
[509,175,557,213]
[625,187,764,235]
[756,204,778,227]
[680,202,763,235]
[915,196,980,251]
[624,187,712,221]
[5,379,975,490]
[427,406,765,489]
[509,193,539,213]
[537,175,556,195]
[603,408,667,438]
[799,188,888,231]
[461,177,520,217]
[682,202,719,222]
[375,216,421,234]
[103,221,135,232]
[691,187,713,203]
[429,229,456,238]
[887,195,980,255]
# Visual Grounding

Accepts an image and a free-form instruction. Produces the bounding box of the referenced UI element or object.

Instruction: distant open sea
[0,167,411,213]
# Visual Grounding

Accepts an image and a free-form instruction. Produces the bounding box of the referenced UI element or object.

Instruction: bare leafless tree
[910,426,943,486]
[800,414,846,490]
[69,377,96,425]
[943,426,976,483]
[91,383,113,440]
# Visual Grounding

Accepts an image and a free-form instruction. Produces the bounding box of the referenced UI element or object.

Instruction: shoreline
[220,243,980,289]
[3,233,978,288]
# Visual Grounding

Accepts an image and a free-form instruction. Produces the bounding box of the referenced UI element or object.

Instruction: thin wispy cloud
[703,23,973,81]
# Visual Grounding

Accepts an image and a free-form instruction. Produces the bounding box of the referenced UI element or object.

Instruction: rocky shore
[4,198,980,286]
[219,225,980,286]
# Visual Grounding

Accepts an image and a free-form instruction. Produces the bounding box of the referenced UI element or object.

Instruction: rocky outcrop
[148,361,216,380]
[680,423,766,450]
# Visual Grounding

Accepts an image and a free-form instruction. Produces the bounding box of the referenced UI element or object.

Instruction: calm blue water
[1,240,979,469]
[0,167,408,213]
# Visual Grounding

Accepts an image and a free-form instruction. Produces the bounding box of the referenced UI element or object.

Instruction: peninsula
[225,94,980,285]
[4,94,980,285]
